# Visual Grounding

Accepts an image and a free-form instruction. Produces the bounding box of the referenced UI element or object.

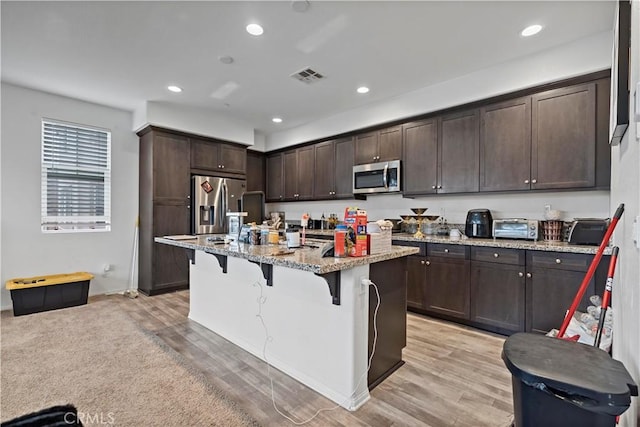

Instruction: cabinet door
[531,83,596,189]
[334,137,355,198]
[406,255,426,310]
[189,138,219,172]
[439,109,479,193]
[296,146,315,200]
[526,268,595,334]
[266,153,283,201]
[378,126,402,162]
[314,141,335,199]
[152,202,190,290]
[424,257,470,319]
[153,133,191,200]
[479,98,531,192]
[403,119,438,195]
[283,150,298,200]
[354,132,379,165]
[246,150,265,193]
[471,262,525,333]
[219,143,247,174]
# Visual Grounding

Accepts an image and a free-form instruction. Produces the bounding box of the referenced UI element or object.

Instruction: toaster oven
[493,219,539,240]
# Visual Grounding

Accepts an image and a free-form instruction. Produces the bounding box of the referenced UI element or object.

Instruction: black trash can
[502,333,638,427]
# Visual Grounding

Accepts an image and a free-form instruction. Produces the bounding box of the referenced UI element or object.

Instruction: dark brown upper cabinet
[314,136,355,200]
[246,150,265,193]
[439,109,480,194]
[190,138,247,175]
[148,132,192,201]
[403,109,479,196]
[480,81,600,192]
[266,152,284,202]
[402,118,438,195]
[283,146,314,201]
[479,97,532,192]
[531,83,596,189]
[354,126,402,165]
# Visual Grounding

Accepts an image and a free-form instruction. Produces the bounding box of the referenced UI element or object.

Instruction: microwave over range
[353,160,401,194]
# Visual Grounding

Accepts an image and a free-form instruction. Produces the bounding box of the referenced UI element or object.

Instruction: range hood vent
[290,67,324,84]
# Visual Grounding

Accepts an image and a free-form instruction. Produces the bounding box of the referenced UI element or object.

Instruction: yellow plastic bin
[6,272,93,316]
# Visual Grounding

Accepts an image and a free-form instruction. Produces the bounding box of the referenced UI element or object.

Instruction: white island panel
[189,250,372,410]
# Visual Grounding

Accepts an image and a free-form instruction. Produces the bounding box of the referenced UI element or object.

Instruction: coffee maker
[465,209,493,238]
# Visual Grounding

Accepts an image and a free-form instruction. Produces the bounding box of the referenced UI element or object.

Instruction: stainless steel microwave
[353,160,401,194]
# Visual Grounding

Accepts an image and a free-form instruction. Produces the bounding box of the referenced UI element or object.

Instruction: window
[41,119,111,232]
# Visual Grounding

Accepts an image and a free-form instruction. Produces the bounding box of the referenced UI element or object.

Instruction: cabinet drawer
[527,251,593,272]
[471,247,525,265]
[427,243,468,259]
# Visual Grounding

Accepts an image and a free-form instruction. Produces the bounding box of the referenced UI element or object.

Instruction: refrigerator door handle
[220,180,227,227]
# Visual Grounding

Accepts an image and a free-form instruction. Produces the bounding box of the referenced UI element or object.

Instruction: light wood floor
[106,291,514,426]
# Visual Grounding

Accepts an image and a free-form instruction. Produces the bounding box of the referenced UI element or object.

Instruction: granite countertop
[303,230,611,255]
[155,235,420,274]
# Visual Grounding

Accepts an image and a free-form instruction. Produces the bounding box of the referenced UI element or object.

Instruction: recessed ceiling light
[246,23,264,36]
[521,24,543,37]
[167,85,182,93]
[272,117,283,123]
[357,86,370,94]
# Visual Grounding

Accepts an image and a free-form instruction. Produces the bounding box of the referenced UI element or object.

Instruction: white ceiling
[1,1,615,136]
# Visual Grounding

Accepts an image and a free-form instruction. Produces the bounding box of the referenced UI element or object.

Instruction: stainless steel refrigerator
[192,175,246,234]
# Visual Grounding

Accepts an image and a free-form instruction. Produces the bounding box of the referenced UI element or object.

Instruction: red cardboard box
[344,207,368,257]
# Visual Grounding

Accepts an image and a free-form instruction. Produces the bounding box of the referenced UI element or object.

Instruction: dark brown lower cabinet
[526,251,607,334]
[424,256,470,319]
[471,262,525,334]
[139,202,191,295]
[406,255,426,310]
[405,243,608,336]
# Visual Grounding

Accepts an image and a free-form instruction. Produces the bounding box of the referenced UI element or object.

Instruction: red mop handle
[594,246,619,348]
[601,246,619,309]
[557,204,624,338]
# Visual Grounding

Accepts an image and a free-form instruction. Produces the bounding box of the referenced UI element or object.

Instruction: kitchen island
[155,235,419,410]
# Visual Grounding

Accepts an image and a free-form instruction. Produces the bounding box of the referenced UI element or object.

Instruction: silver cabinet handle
[526,273,532,278]
[444,249,449,253]
[187,205,191,209]
[420,260,425,265]
[531,179,537,183]
[518,272,524,277]
[425,260,431,266]
[218,165,221,168]
[221,165,225,169]
[432,185,437,189]
[437,185,442,189]
[555,258,562,264]
[494,253,499,258]
[525,179,530,184]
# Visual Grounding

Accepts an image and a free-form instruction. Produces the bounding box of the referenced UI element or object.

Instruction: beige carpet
[0,301,258,426]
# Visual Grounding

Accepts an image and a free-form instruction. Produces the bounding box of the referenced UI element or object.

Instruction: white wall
[0,83,139,310]
[133,101,255,146]
[610,1,640,424]
[268,191,610,227]
[266,31,612,150]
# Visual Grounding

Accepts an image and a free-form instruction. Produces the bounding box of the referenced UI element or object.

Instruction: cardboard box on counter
[344,207,367,257]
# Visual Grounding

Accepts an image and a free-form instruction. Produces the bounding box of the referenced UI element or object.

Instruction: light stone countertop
[155,235,420,274]
[303,230,612,255]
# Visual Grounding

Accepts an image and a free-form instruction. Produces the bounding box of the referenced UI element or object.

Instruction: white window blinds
[41,119,111,232]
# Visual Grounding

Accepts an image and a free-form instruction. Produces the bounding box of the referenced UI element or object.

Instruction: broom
[124,216,139,299]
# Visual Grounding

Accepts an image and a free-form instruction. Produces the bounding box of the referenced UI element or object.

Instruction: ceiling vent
[290,67,325,84]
